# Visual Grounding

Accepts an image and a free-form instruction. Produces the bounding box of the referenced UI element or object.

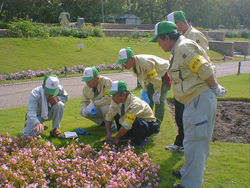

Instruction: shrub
[7,19,104,39]
[0,21,8,29]
[0,133,160,187]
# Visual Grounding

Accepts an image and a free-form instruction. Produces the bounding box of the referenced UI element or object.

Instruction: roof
[116,14,140,20]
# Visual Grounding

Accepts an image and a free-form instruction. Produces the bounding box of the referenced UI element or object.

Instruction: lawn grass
[0,37,246,76]
[224,38,250,42]
[0,73,249,187]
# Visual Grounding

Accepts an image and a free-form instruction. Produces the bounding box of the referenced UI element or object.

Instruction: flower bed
[0,64,122,81]
[0,133,160,187]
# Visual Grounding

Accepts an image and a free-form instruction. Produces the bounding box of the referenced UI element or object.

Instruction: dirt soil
[167,99,250,144]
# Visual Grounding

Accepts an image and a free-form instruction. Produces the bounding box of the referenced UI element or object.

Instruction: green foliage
[0,74,249,187]
[0,37,246,77]
[7,19,103,39]
[225,30,250,39]
[0,21,8,29]
[7,20,49,38]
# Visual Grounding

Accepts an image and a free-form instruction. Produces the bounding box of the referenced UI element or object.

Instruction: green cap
[117,47,134,64]
[107,80,127,95]
[81,67,99,82]
[43,75,59,95]
[167,11,186,24]
[149,21,177,42]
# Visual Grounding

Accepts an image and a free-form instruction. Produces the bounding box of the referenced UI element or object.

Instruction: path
[0,61,249,109]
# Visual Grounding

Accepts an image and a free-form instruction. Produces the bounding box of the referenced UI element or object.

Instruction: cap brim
[45,87,59,95]
[117,58,128,64]
[149,35,158,42]
[81,76,94,82]
[106,90,118,95]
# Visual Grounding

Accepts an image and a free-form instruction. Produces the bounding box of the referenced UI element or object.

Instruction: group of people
[22,11,227,188]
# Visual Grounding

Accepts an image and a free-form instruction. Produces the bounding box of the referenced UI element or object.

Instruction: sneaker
[135,139,148,148]
[165,144,184,152]
[50,128,65,139]
[172,170,182,179]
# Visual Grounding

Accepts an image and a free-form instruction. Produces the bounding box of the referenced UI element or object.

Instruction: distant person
[22,75,68,138]
[105,80,158,147]
[80,67,115,131]
[165,10,211,151]
[150,21,227,188]
[116,47,171,133]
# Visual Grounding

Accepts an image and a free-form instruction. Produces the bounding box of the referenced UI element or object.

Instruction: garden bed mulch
[167,99,250,144]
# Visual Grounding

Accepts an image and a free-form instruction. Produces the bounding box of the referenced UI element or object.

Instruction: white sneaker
[165,144,184,152]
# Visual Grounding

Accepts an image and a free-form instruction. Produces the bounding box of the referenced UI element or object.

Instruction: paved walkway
[0,61,249,109]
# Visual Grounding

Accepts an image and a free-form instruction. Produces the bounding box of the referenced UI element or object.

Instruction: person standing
[165,11,211,151]
[22,75,68,138]
[105,80,158,147]
[167,11,209,55]
[150,21,227,188]
[80,67,115,131]
[116,47,171,132]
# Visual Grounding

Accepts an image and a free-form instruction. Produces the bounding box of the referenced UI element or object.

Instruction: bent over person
[150,21,227,188]
[117,47,171,132]
[22,75,68,138]
[80,67,115,130]
[105,80,158,148]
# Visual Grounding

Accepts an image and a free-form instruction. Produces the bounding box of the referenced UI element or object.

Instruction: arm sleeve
[57,85,68,103]
[80,88,91,111]
[180,43,214,81]
[105,101,118,122]
[141,59,162,93]
[27,93,41,126]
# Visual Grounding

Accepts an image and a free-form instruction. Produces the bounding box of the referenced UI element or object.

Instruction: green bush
[0,21,8,29]
[92,26,104,37]
[7,19,104,39]
[240,30,249,38]
[225,30,250,39]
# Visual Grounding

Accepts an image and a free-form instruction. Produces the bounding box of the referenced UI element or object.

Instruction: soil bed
[167,99,250,144]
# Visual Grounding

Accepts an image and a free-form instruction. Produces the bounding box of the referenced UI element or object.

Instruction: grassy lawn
[0,37,247,76]
[225,38,250,42]
[0,73,249,187]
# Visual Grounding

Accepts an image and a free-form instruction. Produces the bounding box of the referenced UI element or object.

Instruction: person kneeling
[105,80,158,148]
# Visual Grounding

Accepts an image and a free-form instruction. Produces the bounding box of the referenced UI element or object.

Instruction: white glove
[86,102,95,112]
[211,84,228,97]
[153,93,161,104]
[82,102,95,117]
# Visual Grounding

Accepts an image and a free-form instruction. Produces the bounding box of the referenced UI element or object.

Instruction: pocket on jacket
[186,115,208,140]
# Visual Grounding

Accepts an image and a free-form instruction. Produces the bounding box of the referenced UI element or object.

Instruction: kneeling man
[105,80,158,147]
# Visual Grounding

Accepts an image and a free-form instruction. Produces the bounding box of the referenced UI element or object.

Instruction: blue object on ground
[140,89,150,104]
[135,139,148,148]
[90,108,97,115]
[75,128,91,135]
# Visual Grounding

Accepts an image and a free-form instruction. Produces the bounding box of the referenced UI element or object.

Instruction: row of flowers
[0,133,160,187]
[0,64,122,81]
[210,56,235,61]
[0,56,235,81]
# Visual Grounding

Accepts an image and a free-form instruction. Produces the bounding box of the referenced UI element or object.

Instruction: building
[115,14,141,25]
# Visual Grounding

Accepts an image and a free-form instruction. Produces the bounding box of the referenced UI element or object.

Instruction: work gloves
[211,84,228,97]
[153,93,161,104]
[82,102,97,117]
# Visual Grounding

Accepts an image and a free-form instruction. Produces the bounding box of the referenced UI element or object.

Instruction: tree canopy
[0,0,249,29]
